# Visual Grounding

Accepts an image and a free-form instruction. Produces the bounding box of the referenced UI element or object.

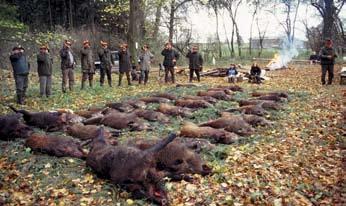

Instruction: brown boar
[65,123,119,145]
[251,95,286,102]
[199,116,255,136]
[226,103,269,116]
[25,134,86,159]
[105,102,135,113]
[197,91,233,101]
[139,97,171,104]
[124,100,147,109]
[251,91,289,98]
[238,99,281,110]
[180,122,242,144]
[0,114,32,140]
[220,112,273,127]
[101,112,151,131]
[152,93,177,101]
[134,109,170,123]
[182,95,218,104]
[176,83,200,88]
[207,88,233,95]
[9,106,67,132]
[178,138,216,152]
[128,138,212,181]
[87,128,177,205]
[75,107,104,118]
[157,103,193,118]
[216,85,244,92]
[175,99,212,109]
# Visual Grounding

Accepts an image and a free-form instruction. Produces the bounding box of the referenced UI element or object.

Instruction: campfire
[265,53,288,70]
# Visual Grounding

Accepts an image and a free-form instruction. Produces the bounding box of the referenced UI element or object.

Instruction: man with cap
[37,44,53,97]
[9,45,30,104]
[118,43,132,86]
[98,41,114,87]
[161,42,180,83]
[80,40,94,89]
[319,38,338,85]
[139,44,154,85]
[186,45,203,82]
[60,40,76,92]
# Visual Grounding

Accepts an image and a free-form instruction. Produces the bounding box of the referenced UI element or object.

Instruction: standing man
[60,40,76,92]
[118,43,132,86]
[9,45,30,104]
[37,45,53,97]
[161,42,179,83]
[139,44,154,85]
[319,39,338,85]
[186,45,203,82]
[98,41,113,87]
[80,40,94,89]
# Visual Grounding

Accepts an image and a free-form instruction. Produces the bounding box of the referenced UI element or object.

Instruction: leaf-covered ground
[0,65,344,205]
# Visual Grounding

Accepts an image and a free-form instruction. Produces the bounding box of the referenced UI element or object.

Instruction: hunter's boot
[118,73,123,86]
[81,81,85,90]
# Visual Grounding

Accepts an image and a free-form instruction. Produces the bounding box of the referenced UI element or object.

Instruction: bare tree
[256,16,269,57]
[168,0,193,42]
[248,0,260,56]
[128,0,145,63]
[207,0,223,58]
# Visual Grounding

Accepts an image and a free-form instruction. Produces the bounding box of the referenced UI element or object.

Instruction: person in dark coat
[249,62,262,84]
[161,42,179,83]
[118,43,132,86]
[139,44,154,85]
[10,45,30,104]
[60,40,76,92]
[186,45,203,82]
[319,39,338,85]
[98,41,114,87]
[37,45,53,97]
[80,40,94,89]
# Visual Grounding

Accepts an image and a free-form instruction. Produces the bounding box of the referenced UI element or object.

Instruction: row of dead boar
[0,85,289,205]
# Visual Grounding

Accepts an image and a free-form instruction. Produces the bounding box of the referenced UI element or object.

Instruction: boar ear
[59,113,67,123]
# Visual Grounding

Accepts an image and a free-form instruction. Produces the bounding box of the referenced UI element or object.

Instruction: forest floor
[0,64,345,206]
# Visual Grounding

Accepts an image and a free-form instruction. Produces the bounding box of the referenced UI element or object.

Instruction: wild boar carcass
[157,103,192,118]
[0,114,32,140]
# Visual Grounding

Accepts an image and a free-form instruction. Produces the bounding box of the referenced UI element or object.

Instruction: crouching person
[227,64,238,83]
[10,45,30,104]
[249,62,262,84]
[37,45,53,97]
[81,40,94,89]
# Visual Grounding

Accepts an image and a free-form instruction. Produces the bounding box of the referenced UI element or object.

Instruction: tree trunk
[48,0,53,30]
[214,6,222,58]
[153,1,163,41]
[249,5,257,56]
[222,20,232,56]
[230,23,235,58]
[322,0,334,39]
[128,0,143,66]
[169,0,175,42]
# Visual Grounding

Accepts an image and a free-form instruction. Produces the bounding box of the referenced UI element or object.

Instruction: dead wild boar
[9,106,67,132]
[157,103,193,118]
[177,138,216,153]
[129,138,212,181]
[152,93,177,101]
[251,95,286,102]
[216,85,244,92]
[65,123,119,145]
[25,134,86,159]
[207,88,233,95]
[197,91,233,101]
[75,107,104,118]
[252,91,289,99]
[238,99,281,110]
[176,83,199,88]
[0,114,32,140]
[105,102,135,113]
[226,103,269,116]
[182,95,218,104]
[134,109,170,123]
[175,99,212,109]
[199,116,255,136]
[180,122,242,144]
[220,112,273,127]
[139,97,171,104]
[98,112,151,131]
[124,100,147,109]
[87,128,177,205]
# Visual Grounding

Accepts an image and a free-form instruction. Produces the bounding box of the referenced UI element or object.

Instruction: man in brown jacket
[60,40,76,92]
[37,45,53,97]
[80,40,94,89]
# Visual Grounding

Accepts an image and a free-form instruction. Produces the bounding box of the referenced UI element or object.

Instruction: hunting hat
[64,40,72,46]
[40,44,49,50]
[12,45,24,51]
[100,40,108,45]
[165,42,172,46]
[83,40,90,45]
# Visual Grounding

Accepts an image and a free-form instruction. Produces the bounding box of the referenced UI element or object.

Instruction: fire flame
[266,53,283,70]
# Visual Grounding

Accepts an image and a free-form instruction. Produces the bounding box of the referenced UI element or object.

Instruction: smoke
[267,38,302,70]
